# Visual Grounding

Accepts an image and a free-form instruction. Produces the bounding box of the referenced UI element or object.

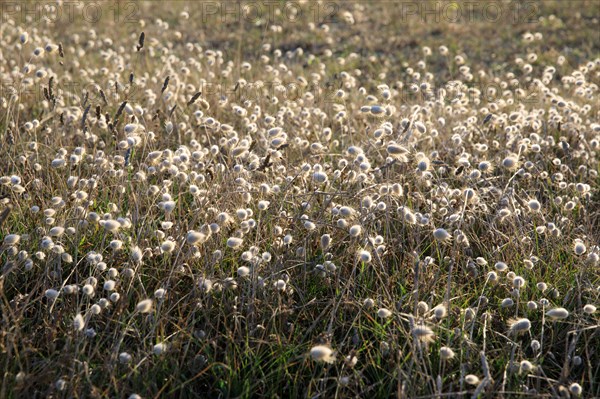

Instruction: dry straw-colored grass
[0,1,598,398]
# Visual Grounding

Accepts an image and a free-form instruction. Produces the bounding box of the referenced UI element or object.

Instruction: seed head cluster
[0,3,597,398]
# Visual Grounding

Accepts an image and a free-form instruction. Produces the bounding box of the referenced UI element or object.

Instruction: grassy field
[1,1,599,397]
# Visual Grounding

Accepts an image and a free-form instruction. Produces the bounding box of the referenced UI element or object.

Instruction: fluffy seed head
[349,225,362,237]
[136,299,153,313]
[546,307,569,320]
[501,298,514,307]
[49,226,65,237]
[73,313,85,331]
[537,282,548,292]
[103,280,116,291]
[527,199,541,212]
[520,360,535,373]
[3,234,20,246]
[186,230,206,245]
[101,219,121,233]
[464,374,480,386]
[320,234,331,250]
[502,155,519,170]
[160,240,176,253]
[573,241,586,255]
[512,276,526,288]
[119,352,132,364]
[439,346,455,360]
[387,144,408,155]
[227,237,244,249]
[275,279,286,291]
[377,308,392,319]
[412,325,435,343]
[310,345,335,363]
[313,171,328,184]
[583,304,596,314]
[198,278,213,293]
[358,250,372,263]
[45,289,59,299]
[569,383,582,396]
[153,342,167,355]
[82,284,94,296]
[475,256,487,266]
[495,262,508,272]
[433,228,451,242]
[237,266,250,277]
[131,246,143,263]
[433,304,447,319]
[507,318,531,335]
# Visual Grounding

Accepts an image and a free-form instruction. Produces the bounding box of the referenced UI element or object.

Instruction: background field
[1,1,599,398]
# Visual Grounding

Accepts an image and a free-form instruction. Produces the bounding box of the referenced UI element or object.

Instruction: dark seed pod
[187,92,202,106]
[136,32,145,52]
[161,76,170,94]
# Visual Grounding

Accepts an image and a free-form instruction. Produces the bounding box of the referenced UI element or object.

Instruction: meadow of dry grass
[0,1,599,398]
